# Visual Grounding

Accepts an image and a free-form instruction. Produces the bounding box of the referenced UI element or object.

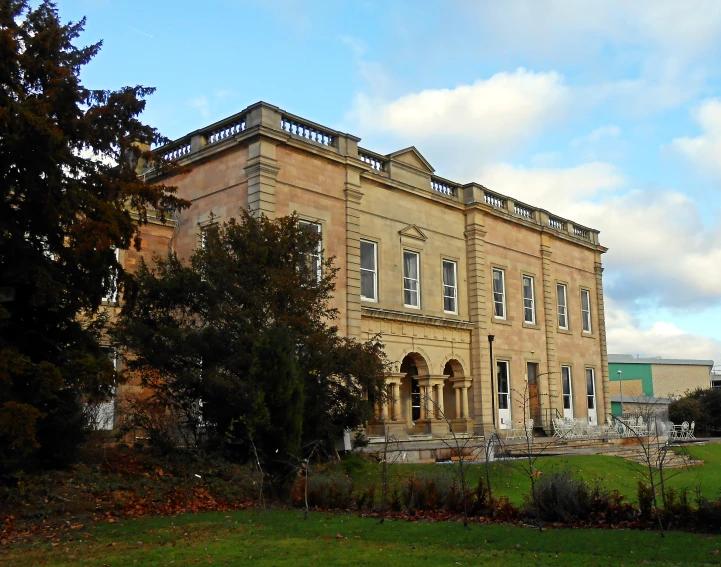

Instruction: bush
[669,388,721,437]
[527,470,593,523]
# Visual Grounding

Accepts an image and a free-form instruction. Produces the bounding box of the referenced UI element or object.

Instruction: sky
[62,0,721,366]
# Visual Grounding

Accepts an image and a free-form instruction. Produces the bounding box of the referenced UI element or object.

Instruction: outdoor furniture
[508,419,534,440]
[689,421,696,440]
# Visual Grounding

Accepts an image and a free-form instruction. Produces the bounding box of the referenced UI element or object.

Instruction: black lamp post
[488,334,496,428]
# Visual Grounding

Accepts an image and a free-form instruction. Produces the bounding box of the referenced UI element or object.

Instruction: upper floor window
[581,289,592,333]
[492,268,506,319]
[557,283,568,329]
[360,240,377,301]
[299,220,322,282]
[403,250,420,308]
[522,274,535,324]
[442,260,457,313]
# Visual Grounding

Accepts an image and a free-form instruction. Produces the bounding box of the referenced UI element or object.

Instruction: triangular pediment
[388,146,434,173]
[399,224,427,241]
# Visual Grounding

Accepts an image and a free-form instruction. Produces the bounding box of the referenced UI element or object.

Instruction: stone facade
[120,101,611,438]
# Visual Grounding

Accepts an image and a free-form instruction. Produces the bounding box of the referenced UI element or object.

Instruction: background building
[117,102,611,437]
[608,354,714,416]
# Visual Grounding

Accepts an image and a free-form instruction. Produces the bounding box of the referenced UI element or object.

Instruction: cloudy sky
[66,0,721,365]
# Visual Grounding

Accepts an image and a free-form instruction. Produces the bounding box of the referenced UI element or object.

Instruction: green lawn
[3,508,720,566]
[338,443,721,506]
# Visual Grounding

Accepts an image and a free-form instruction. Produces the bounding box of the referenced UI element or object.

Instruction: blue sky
[63,0,721,364]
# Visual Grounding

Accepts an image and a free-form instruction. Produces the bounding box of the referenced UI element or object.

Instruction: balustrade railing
[514,203,533,219]
[430,178,457,197]
[161,142,191,162]
[208,118,246,144]
[548,216,566,231]
[281,115,334,146]
[484,192,506,209]
[573,226,590,239]
[359,150,386,171]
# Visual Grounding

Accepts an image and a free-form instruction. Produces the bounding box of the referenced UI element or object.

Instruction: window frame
[586,367,596,410]
[557,282,569,329]
[496,360,510,410]
[561,365,573,410]
[403,249,421,309]
[522,274,536,324]
[581,288,592,333]
[298,220,323,283]
[360,239,378,302]
[442,259,458,314]
[492,267,507,319]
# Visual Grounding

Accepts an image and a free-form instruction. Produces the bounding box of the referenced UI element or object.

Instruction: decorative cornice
[361,306,474,330]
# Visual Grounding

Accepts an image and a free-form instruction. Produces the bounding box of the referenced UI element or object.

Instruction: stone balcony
[147,101,601,248]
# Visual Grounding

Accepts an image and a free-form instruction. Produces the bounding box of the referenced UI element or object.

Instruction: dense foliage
[0,1,188,473]
[668,387,721,437]
[113,211,388,474]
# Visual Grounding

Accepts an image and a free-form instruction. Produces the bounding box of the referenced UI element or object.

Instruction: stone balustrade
[149,101,601,247]
[280,115,334,147]
[358,149,386,172]
[484,191,506,209]
[430,177,458,198]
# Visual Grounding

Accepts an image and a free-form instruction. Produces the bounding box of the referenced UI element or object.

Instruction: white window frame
[299,220,322,283]
[557,283,568,329]
[360,239,378,302]
[586,368,596,410]
[442,259,458,314]
[581,288,592,333]
[492,268,506,319]
[403,250,421,309]
[496,360,512,428]
[561,365,574,418]
[522,274,536,324]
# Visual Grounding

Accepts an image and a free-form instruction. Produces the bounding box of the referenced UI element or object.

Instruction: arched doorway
[399,352,429,426]
[443,358,473,433]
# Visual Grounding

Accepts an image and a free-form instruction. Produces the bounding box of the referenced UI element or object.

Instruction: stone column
[462,386,470,419]
[435,383,445,420]
[455,388,462,419]
[420,386,427,420]
[244,104,283,219]
[540,236,558,422]
[464,209,493,434]
[344,170,364,341]
[595,258,612,421]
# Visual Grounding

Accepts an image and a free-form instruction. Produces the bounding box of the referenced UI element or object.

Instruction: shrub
[527,470,593,523]
[669,388,721,437]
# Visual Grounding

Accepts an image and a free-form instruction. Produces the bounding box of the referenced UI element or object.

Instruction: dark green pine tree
[0,1,189,472]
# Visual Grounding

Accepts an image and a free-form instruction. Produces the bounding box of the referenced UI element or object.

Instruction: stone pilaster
[344,168,364,340]
[540,236,558,420]
[464,210,493,435]
[594,258,612,421]
[245,138,279,219]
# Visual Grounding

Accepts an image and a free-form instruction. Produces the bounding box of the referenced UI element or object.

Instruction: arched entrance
[399,352,429,425]
[443,359,473,434]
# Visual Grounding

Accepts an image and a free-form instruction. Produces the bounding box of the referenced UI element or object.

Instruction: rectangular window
[403,250,420,308]
[497,360,510,410]
[562,366,573,410]
[299,220,322,282]
[581,289,592,333]
[522,275,535,324]
[557,283,568,329]
[492,268,506,319]
[586,368,596,410]
[360,240,378,301]
[442,260,457,313]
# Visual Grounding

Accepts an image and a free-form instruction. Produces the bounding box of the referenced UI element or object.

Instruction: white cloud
[606,300,721,365]
[477,162,721,307]
[346,68,569,164]
[571,125,621,148]
[671,98,721,181]
[188,96,210,119]
[473,1,721,65]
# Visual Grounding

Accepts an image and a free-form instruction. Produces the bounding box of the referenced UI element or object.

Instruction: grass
[338,443,721,506]
[3,508,720,566]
